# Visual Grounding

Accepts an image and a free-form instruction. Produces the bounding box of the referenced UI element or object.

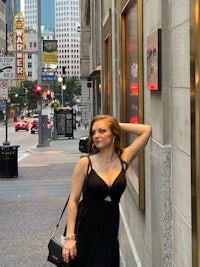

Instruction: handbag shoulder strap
[51,195,70,238]
[56,195,70,228]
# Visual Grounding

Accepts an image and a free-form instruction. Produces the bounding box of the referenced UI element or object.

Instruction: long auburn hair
[87,115,124,156]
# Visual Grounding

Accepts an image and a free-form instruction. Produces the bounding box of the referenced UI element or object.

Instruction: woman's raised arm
[119,123,152,165]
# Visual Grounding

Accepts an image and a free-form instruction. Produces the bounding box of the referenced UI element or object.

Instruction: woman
[62,115,151,267]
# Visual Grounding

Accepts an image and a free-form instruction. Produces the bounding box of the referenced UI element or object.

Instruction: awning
[90,65,101,77]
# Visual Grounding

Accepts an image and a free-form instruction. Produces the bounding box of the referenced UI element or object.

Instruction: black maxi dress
[72,158,127,267]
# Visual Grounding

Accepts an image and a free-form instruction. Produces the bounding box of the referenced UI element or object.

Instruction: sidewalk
[0,127,126,267]
[29,128,89,154]
[0,128,89,267]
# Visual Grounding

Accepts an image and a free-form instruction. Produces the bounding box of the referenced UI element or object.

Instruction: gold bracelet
[65,234,76,241]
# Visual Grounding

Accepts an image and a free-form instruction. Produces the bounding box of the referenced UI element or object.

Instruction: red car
[14,120,29,131]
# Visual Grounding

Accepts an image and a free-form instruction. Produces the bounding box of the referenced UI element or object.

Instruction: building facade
[55,0,80,78]
[23,0,80,79]
[0,0,6,51]
[79,0,200,267]
[6,0,17,35]
[24,30,38,81]
[78,0,92,126]
[23,0,38,31]
[23,0,55,32]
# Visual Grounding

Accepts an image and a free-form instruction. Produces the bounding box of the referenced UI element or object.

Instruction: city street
[0,124,88,267]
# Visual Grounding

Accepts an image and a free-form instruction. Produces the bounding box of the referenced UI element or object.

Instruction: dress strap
[82,156,91,195]
[120,158,128,172]
[87,156,92,173]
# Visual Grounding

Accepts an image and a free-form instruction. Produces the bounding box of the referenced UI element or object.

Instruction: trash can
[0,145,20,178]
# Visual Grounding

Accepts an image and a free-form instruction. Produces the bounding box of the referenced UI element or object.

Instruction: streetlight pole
[37,0,43,147]
[3,99,10,145]
[58,76,64,106]
[62,84,66,106]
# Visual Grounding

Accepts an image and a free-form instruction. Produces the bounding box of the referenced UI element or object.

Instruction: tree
[9,80,39,117]
[52,76,81,107]
[62,76,81,106]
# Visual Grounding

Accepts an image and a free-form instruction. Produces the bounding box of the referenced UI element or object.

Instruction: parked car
[30,119,38,134]
[79,135,89,153]
[32,111,39,118]
[14,120,29,132]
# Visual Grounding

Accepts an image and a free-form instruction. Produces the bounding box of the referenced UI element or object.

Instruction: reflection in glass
[125,2,139,175]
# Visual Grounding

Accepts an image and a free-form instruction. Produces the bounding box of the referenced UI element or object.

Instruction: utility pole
[37,0,43,147]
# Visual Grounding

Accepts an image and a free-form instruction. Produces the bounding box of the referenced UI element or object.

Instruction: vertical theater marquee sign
[14,12,26,81]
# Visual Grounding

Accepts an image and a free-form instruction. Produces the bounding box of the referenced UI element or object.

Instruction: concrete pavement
[28,128,89,154]
[0,128,125,267]
[0,128,88,267]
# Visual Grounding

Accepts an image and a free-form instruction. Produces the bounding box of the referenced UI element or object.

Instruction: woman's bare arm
[66,156,88,236]
[120,123,152,166]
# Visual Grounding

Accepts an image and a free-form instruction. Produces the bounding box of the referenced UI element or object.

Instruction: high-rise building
[55,0,80,77]
[23,0,37,31]
[6,0,21,53]
[15,0,20,11]
[23,0,80,78]
[6,0,15,34]
[23,0,55,32]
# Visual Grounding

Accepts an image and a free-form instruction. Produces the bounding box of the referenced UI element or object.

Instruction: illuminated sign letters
[14,12,26,81]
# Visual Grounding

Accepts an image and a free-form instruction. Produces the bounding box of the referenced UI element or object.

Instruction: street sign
[0,80,8,99]
[42,75,57,81]
[0,57,16,80]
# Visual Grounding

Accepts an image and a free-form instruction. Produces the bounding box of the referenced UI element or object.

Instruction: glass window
[125,3,139,176]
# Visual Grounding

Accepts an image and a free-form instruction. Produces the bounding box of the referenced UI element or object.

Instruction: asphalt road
[0,128,88,267]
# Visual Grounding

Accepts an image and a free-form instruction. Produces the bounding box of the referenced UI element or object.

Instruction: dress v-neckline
[91,168,123,189]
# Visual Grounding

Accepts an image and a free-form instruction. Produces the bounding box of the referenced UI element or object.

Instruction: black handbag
[47,238,71,266]
[47,196,71,266]
[47,157,90,266]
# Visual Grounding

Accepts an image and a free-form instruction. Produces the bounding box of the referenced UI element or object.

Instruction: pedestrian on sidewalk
[62,115,152,267]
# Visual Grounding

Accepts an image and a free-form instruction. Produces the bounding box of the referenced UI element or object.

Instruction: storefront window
[120,0,144,209]
[125,2,139,176]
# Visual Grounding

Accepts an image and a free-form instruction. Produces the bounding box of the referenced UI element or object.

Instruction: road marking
[18,153,29,162]
[43,150,63,154]
[22,164,48,167]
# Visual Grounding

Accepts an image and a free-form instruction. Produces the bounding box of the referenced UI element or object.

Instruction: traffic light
[62,66,66,75]
[45,89,51,99]
[87,77,92,87]
[34,84,42,96]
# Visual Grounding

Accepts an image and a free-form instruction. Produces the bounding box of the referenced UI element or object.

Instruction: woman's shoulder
[76,155,90,169]
[73,156,90,177]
